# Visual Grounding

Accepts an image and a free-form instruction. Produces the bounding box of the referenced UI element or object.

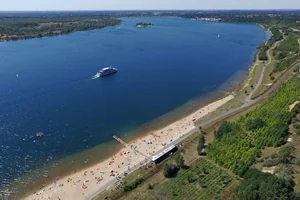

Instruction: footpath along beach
[23,95,234,200]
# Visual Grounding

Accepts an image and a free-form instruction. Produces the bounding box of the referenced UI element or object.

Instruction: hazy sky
[1,0,300,11]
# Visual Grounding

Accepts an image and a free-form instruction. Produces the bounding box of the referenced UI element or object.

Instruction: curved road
[87,50,300,200]
[201,48,299,128]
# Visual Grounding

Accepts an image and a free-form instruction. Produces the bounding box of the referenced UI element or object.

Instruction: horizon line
[1,9,300,12]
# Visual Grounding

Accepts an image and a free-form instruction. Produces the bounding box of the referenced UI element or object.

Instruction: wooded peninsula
[0,16,121,41]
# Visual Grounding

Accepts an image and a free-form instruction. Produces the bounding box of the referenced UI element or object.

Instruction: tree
[197,134,205,155]
[214,121,239,139]
[147,183,154,190]
[245,118,265,130]
[277,164,293,185]
[292,103,300,114]
[175,154,185,168]
[234,169,293,200]
[123,178,144,192]
[278,145,295,163]
[163,163,179,178]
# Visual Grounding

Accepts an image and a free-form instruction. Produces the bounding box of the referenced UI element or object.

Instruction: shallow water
[0,17,267,197]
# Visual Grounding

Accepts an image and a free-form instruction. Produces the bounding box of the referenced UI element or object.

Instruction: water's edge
[5,22,269,199]
[11,62,248,199]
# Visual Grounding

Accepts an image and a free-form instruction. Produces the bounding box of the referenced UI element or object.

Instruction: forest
[234,169,295,200]
[0,17,121,41]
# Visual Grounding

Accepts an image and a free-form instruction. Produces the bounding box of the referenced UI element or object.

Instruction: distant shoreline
[0,17,121,42]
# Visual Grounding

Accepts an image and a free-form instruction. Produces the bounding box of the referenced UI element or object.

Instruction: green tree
[234,169,293,200]
[245,118,265,130]
[197,134,205,155]
[163,163,179,178]
[175,154,185,168]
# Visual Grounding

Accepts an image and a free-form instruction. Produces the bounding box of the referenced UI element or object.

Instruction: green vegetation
[207,79,300,176]
[257,27,284,61]
[234,169,294,200]
[123,178,144,192]
[293,103,300,113]
[262,145,295,167]
[272,35,300,73]
[175,154,185,169]
[273,54,300,73]
[277,36,299,53]
[294,65,300,73]
[163,162,180,178]
[148,159,234,200]
[267,27,283,47]
[135,22,154,27]
[258,43,269,61]
[0,17,121,41]
[197,134,206,155]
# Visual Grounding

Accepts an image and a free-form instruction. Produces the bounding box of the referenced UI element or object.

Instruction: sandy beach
[23,95,234,200]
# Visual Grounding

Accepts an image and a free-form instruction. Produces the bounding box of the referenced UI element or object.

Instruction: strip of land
[0,17,120,41]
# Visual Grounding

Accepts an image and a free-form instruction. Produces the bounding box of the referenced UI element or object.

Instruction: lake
[0,17,268,196]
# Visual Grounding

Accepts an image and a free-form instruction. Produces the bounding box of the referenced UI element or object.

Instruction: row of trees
[206,79,300,176]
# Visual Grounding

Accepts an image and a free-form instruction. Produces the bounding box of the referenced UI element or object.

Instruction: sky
[1,0,300,11]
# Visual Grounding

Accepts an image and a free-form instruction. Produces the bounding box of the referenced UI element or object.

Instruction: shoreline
[8,66,244,200]
[4,19,267,200]
[10,51,254,200]
[12,58,257,200]
[21,94,234,200]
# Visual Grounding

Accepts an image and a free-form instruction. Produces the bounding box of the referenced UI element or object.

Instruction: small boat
[36,132,44,137]
[97,66,118,77]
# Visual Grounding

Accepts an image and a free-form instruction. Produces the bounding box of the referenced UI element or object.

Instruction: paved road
[245,40,278,103]
[86,48,300,200]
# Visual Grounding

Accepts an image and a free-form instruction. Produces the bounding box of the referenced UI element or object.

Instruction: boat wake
[91,74,100,80]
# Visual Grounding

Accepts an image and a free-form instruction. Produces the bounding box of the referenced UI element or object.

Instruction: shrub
[163,163,179,178]
[197,134,206,155]
[147,183,154,190]
[245,118,265,130]
[175,154,185,168]
[292,157,300,165]
[123,178,144,192]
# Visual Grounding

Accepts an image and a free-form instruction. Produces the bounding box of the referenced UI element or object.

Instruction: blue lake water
[0,17,267,194]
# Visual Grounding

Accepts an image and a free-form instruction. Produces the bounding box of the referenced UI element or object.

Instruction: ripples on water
[0,75,98,197]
